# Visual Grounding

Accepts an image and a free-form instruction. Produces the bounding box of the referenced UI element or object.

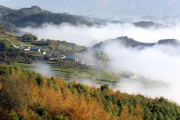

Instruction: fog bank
[21,23,180,46]
[22,22,180,103]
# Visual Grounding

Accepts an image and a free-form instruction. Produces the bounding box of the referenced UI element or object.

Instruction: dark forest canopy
[0,5,93,32]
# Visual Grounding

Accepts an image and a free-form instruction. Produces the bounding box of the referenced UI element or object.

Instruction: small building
[54,54,66,60]
[59,55,66,60]
[80,60,94,66]
[23,46,31,51]
[130,74,140,79]
[46,51,53,55]
[31,48,41,52]
[66,56,79,62]
[84,62,94,66]
[11,44,23,49]
[42,51,46,55]
[50,58,58,61]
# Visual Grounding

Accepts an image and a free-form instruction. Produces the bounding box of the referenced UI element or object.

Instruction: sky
[1,0,180,19]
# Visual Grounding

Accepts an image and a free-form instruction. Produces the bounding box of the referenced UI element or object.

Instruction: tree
[0,26,5,31]
[0,73,28,112]
[22,34,38,42]
[35,73,43,86]
[100,84,109,92]
[0,40,10,51]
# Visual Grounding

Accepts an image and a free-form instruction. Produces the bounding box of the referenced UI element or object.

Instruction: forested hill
[0,5,14,19]
[0,65,180,120]
[0,25,19,37]
[133,21,167,28]
[92,36,180,50]
[0,5,93,32]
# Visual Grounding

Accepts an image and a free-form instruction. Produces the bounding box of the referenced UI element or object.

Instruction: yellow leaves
[110,103,115,111]
[147,97,153,103]
[119,106,130,120]
[25,78,143,120]
[43,76,48,85]
[0,65,144,120]
[119,105,143,120]
[107,88,114,95]
[27,81,39,106]
[53,77,60,85]
[115,91,121,99]
[72,77,78,84]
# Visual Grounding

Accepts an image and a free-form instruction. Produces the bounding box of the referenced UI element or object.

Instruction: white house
[54,54,66,60]
[11,44,23,49]
[42,52,46,55]
[23,46,31,51]
[130,74,140,79]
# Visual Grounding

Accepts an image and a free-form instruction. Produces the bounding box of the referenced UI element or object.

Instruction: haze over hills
[0,5,171,37]
[92,36,180,50]
[0,5,93,33]
[1,1,180,119]
[1,0,180,20]
[133,21,167,29]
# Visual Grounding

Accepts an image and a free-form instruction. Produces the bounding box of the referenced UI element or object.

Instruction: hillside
[0,5,14,19]
[10,12,93,28]
[0,65,180,120]
[0,32,180,119]
[0,6,93,32]
[92,36,180,50]
[0,26,19,37]
[0,27,121,84]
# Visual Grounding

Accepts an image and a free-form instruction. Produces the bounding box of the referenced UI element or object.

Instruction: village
[11,43,96,68]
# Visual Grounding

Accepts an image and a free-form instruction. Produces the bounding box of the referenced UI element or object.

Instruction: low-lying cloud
[104,42,180,103]
[31,62,54,77]
[21,23,180,46]
[21,22,180,104]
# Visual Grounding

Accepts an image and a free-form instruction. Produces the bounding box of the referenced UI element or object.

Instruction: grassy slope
[0,30,19,37]
[0,29,121,83]
[0,65,180,120]
[19,61,121,83]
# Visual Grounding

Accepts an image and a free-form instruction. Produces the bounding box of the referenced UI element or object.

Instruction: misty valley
[0,2,180,120]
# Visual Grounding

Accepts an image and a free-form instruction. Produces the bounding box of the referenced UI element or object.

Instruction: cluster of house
[10,44,53,56]
[11,44,56,56]
[11,44,41,52]
[11,44,94,66]
[51,54,94,66]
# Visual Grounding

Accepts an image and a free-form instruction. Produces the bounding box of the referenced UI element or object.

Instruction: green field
[18,61,121,83]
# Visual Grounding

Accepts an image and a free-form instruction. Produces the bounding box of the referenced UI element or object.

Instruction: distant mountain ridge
[92,36,180,50]
[0,5,169,34]
[1,0,180,19]
[0,5,14,18]
[0,5,93,33]
[133,21,167,28]
[77,15,167,28]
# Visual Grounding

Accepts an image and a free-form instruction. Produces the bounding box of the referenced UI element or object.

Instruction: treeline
[0,5,93,32]
[0,20,17,32]
[10,12,93,28]
[0,65,180,120]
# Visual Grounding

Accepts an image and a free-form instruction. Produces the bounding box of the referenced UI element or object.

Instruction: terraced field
[18,61,121,84]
